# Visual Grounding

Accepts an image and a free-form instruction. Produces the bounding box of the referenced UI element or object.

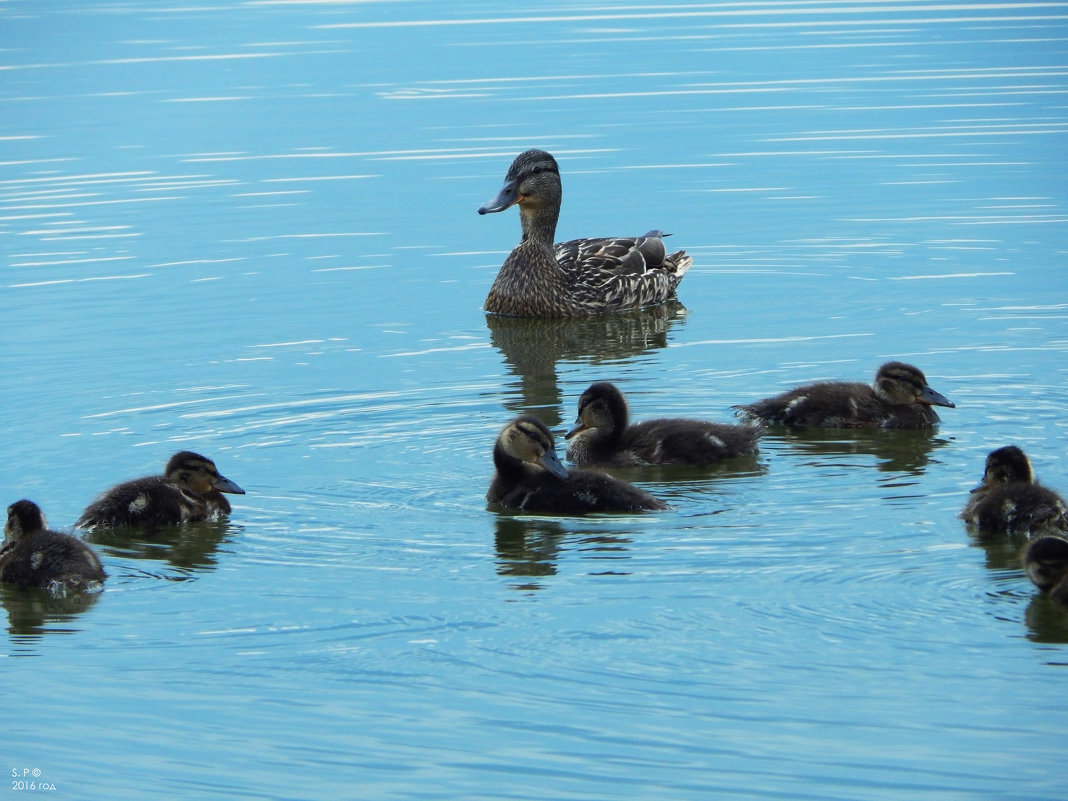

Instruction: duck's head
[164,451,245,496]
[497,415,570,479]
[478,149,561,216]
[972,445,1034,493]
[566,381,629,440]
[873,362,955,408]
[4,499,46,547]
[1023,535,1068,591]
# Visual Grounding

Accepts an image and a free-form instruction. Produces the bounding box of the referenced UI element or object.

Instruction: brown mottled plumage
[1023,536,1068,604]
[961,446,1068,535]
[77,450,245,531]
[478,149,691,317]
[734,362,954,429]
[488,415,668,514]
[566,381,761,467]
[2,500,106,593]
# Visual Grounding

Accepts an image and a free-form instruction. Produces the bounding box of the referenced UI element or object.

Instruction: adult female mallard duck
[76,450,245,530]
[1023,535,1068,604]
[734,361,954,429]
[565,381,761,467]
[960,446,1068,535]
[2,500,106,592]
[488,415,668,514]
[477,149,691,317]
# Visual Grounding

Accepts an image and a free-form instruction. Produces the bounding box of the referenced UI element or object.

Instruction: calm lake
[2,1,1067,798]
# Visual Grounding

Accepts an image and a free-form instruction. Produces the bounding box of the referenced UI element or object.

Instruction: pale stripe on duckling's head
[500,415,569,479]
[165,451,245,495]
[874,361,954,408]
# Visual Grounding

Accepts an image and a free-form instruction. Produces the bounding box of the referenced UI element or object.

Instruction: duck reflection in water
[486,302,686,426]
[761,426,950,476]
[494,517,564,585]
[1,581,103,640]
[86,519,238,576]
[494,517,634,589]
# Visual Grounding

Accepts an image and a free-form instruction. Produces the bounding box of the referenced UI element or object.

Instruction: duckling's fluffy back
[569,417,761,467]
[735,381,941,429]
[489,467,667,515]
[961,482,1068,535]
[0,529,107,592]
[77,476,232,530]
[2,500,106,593]
[961,447,1068,535]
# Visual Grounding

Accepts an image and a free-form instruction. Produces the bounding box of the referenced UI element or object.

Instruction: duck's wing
[556,231,683,276]
[554,231,691,310]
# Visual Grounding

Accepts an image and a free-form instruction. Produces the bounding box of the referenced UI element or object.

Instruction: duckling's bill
[564,420,587,439]
[917,384,955,408]
[537,448,570,480]
[215,475,246,495]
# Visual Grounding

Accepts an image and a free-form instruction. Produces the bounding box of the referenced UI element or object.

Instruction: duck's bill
[918,385,955,408]
[537,449,570,480]
[564,420,586,440]
[215,476,246,495]
[478,179,520,214]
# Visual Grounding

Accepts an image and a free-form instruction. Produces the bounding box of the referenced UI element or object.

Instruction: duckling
[2,500,106,592]
[76,450,245,530]
[1023,536,1068,604]
[565,381,762,467]
[488,415,668,514]
[734,361,954,429]
[478,149,691,317]
[960,446,1068,535]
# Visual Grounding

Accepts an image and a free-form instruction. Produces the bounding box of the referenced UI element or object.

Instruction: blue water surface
[2,1,1067,799]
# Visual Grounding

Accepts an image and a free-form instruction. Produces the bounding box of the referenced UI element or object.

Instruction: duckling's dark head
[5,499,47,544]
[164,451,245,496]
[1023,535,1068,591]
[874,362,955,408]
[566,381,629,440]
[497,415,569,479]
[478,149,561,215]
[974,445,1034,491]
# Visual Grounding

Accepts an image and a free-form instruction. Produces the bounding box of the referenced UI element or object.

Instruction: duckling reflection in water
[478,149,691,317]
[2,500,106,593]
[566,381,761,467]
[77,451,245,530]
[735,361,954,429]
[961,446,1068,535]
[488,415,668,514]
